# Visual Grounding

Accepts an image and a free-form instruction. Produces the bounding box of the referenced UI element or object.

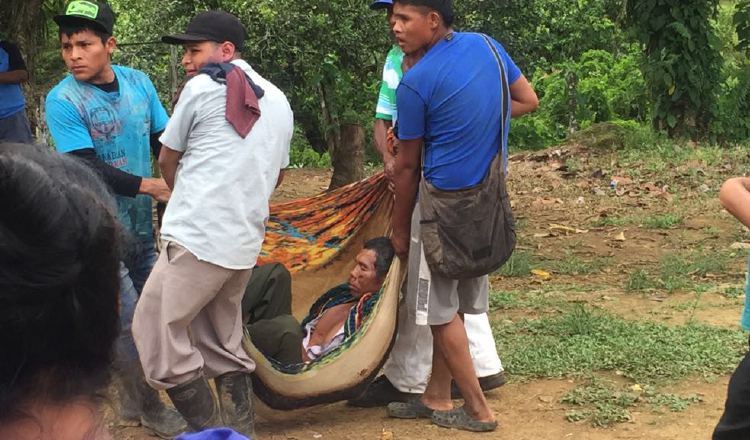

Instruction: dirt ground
[115,144,750,439]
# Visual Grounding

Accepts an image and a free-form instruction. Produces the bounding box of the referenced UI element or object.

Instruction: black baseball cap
[162,11,247,51]
[54,1,115,34]
[369,0,393,9]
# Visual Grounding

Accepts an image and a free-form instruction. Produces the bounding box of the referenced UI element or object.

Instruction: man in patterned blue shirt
[45,1,185,437]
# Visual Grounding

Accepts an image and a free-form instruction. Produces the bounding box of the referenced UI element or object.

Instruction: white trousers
[382,203,503,393]
[383,307,503,393]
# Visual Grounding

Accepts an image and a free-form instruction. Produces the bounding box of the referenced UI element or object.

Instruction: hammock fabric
[245,172,405,410]
[299,283,378,339]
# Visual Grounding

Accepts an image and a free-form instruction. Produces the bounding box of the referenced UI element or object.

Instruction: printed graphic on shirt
[46,65,168,240]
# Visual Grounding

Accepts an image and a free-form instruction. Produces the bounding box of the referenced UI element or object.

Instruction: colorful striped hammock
[245,172,405,410]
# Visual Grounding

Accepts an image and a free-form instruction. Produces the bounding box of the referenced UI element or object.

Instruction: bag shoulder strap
[480,33,511,161]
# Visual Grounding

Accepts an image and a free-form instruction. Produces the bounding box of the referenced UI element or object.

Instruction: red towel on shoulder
[224,66,261,138]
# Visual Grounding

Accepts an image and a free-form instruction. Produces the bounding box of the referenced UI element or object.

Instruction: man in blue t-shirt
[45,1,185,437]
[0,39,33,142]
[387,0,538,433]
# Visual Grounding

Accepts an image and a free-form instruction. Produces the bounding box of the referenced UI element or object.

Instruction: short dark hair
[59,25,112,44]
[0,143,120,423]
[394,0,454,27]
[363,237,396,279]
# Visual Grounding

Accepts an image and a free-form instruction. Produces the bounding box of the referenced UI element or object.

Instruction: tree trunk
[328,123,364,190]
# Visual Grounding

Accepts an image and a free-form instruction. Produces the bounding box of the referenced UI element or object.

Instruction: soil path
[116,147,746,439]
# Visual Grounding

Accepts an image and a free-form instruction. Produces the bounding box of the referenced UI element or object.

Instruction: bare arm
[158,146,183,191]
[0,70,28,84]
[373,118,392,160]
[720,177,750,229]
[509,75,539,118]
[391,137,422,260]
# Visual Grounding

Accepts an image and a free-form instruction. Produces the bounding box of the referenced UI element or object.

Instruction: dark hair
[363,237,396,279]
[394,0,454,27]
[59,25,112,45]
[0,143,121,423]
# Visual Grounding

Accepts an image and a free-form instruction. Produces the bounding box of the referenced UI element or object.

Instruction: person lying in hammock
[241,237,395,365]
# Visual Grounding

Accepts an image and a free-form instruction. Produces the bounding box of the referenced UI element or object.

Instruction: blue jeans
[116,238,158,369]
[0,109,33,143]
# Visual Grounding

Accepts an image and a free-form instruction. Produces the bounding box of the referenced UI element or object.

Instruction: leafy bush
[289,125,331,168]
[509,47,647,150]
[711,2,750,143]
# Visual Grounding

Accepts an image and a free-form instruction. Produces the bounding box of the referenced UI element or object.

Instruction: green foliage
[549,254,612,276]
[106,0,388,157]
[723,285,745,299]
[509,48,647,149]
[496,251,535,277]
[648,392,703,412]
[494,304,746,382]
[489,289,567,311]
[626,269,655,291]
[562,378,638,427]
[457,0,628,74]
[561,378,703,427]
[641,213,683,229]
[626,0,723,138]
[736,0,750,55]
[712,3,750,143]
[289,126,331,168]
[658,251,731,291]
[25,0,750,154]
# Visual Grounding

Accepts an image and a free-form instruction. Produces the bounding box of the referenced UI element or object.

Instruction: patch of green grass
[641,213,683,229]
[626,269,655,291]
[489,291,522,310]
[494,305,745,383]
[703,226,721,238]
[657,251,732,292]
[549,254,613,276]
[561,379,704,427]
[723,286,745,299]
[644,157,669,174]
[488,290,565,311]
[496,251,535,277]
[658,254,694,291]
[561,378,637,427]
[592,216,633,227]
[669,301,698,312]
[593,213,683,229]
[692,147,724,167]
[647,392,702,412]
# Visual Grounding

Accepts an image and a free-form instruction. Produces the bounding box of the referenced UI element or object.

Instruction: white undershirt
[301,316,346,362]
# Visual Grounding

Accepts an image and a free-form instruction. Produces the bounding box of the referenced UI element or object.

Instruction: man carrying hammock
[242,237,395,365]
[132,10,293,437]
[350,0,510,408]
[387,0,538,432]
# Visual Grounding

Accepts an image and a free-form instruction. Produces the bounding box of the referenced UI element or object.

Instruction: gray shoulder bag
[417,34,517,279]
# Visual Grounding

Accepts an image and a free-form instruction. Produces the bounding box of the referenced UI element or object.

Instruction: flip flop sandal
[387,399,437,419]
[431,406,499,432]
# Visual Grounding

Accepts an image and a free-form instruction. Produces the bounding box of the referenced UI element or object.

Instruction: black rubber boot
[114,373,141,427]
[139,383,189,438]
[215,372,255,438]
[115,368,188,438]
[166,375,223,432]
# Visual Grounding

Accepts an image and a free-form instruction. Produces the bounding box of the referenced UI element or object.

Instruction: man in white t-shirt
[132,10,293,437]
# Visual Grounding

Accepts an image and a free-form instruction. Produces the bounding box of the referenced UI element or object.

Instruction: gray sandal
[387,399,436,419]
[431,406,498,432]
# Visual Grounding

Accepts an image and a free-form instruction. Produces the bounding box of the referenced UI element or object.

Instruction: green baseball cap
[54,1,115,34]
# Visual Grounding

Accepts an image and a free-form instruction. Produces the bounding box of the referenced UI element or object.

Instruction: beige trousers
[133,241,254,390]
